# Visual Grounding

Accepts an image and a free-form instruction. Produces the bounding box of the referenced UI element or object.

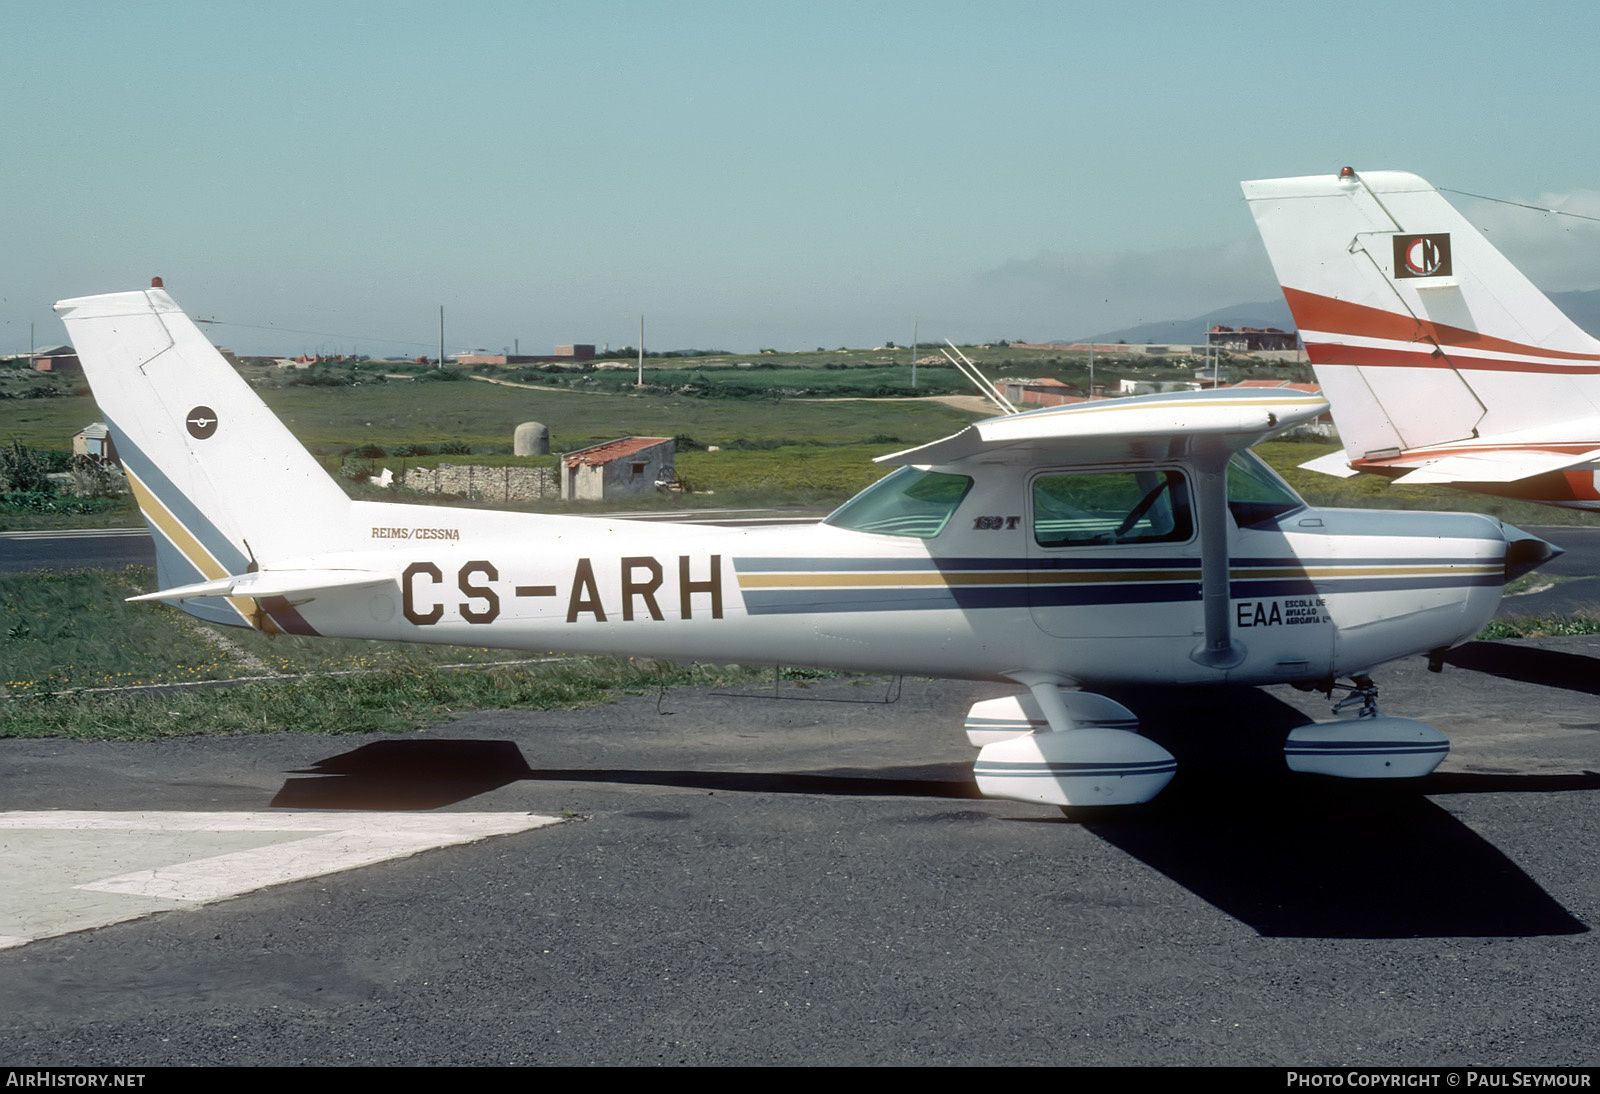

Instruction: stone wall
[401,463,558,502]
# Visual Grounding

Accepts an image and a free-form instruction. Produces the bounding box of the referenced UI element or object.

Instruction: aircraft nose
[1501,525,1564,584]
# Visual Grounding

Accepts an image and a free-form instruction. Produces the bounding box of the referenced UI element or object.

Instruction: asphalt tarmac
[1,635,1597,1066]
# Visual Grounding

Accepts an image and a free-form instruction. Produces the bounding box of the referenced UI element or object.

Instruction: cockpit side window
[1032,469,1193,547]
[825,466,974,539]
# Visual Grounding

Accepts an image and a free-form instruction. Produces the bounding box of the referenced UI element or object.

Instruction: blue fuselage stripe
[735,556,1500,616]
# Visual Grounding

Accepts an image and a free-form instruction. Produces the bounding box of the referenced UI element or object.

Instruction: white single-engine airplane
[56,285,1559,808]
[1244,167,1600,511]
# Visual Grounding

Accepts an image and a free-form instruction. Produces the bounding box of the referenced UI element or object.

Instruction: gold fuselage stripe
[124,466,270,630]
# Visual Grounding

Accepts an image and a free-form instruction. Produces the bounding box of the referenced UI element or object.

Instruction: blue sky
[7,1,1600,357]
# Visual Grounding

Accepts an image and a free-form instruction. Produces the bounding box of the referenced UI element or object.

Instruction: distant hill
[1067,301,1293,346]
[1068,289,1600,345]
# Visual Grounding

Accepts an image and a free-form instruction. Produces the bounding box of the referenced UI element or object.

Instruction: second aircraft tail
[1241,168,1600,499]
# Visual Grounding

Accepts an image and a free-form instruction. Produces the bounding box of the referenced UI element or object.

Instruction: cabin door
[1026,467,1202,642]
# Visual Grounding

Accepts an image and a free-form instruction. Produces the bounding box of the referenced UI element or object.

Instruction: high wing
[1242,167,1600,511]
[878,388,1328,466]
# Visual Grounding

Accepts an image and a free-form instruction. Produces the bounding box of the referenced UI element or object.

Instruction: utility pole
[637,316,645,387]
[911,318,918,389]
[438,306,444,369]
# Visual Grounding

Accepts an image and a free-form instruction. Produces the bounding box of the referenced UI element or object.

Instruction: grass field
[7,394,1599,528]
[265,380,982,454]
[0,567,548,696]
[0,566,785,739]
[0,381,980,455]
[11,343,1584,523]
[0,377,985,527]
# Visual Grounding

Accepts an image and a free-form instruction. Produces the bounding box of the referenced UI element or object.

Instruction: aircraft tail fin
[1242,169,1600,471]
[55,286,353,627]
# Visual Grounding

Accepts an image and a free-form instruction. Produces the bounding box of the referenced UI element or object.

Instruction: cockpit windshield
[1228,450,1306,527]
[824,466,973,539]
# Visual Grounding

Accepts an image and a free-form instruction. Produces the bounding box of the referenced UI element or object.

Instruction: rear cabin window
[1032,469,1193,547]
[825,467,974,539]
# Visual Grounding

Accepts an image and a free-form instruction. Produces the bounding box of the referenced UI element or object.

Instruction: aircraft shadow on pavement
[272,737,982,810]
[1442,640,1600,697]
[1083,686,1594,939]
[1077,774,1591,939]
[275,691,1591,940]
[273,740,538,811]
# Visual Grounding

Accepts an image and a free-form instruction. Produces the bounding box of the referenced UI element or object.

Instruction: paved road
[1,639,1597,1066]
[0,528,156,573]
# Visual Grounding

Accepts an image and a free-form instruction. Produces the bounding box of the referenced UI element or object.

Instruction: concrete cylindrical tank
[514,421,550,456]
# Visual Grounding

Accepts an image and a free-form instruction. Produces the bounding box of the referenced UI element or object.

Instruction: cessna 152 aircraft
[56,284,1559,808]
[1243,167,1600,512]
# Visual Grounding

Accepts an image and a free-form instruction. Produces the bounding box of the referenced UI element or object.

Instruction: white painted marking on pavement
[0,811,562,948]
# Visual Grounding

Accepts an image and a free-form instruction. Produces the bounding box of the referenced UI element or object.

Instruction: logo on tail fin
[185,407,218,439]
[1394,233,1452,278]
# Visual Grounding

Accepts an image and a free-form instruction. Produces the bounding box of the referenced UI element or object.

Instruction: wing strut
[1189,442,1245,669]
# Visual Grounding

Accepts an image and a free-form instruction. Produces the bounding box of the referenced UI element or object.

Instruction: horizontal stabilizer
[129,568,394,604]
[1299,451,1361,478]
[1388,448,1600,485]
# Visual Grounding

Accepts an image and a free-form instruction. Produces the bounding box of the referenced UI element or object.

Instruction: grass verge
[0,658,775,741]
[0,567,800,739]
[1476,616,1600,640]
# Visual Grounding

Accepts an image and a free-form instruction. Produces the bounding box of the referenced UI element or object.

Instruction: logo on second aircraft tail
[1393,233,1452,279]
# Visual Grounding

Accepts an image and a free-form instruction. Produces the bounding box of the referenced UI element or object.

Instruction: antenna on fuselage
[941,339,1018,415]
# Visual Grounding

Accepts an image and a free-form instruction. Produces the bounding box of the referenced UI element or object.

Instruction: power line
[1441,187,1600,225]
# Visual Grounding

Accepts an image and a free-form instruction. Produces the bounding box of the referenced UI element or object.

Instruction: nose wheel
[1285,673,1450,779]
[1329,673,1381,719]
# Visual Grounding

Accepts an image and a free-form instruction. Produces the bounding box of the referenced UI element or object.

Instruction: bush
[0,441,52,493]
[1,490,56,511]
[66,455,126,498]
[0,491,123,515]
